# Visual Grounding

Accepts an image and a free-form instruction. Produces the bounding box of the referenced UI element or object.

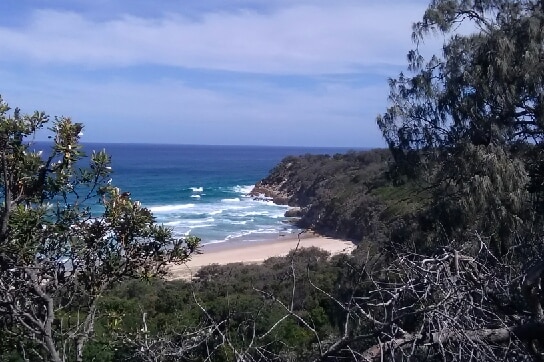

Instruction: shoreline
[167,231,356,280]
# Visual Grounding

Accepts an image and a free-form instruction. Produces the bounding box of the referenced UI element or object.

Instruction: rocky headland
[249,149,395,242]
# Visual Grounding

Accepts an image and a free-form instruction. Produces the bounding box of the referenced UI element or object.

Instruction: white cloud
[0,70,387,147]
[0,1,439,146]
[0,2,427,74]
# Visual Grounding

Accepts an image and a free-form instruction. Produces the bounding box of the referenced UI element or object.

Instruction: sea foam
[150,204,196,213]
[221,198,241,203]
[148,183,297,244]
[232,185,254,195]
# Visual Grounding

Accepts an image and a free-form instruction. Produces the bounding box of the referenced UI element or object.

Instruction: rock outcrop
[249,183,291,205]
[249,159,300,205]
[249,149,394,242]
[284,207,303,217]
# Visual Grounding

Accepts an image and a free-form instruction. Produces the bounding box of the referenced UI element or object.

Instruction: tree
[378,0,544,152]
[376,0,544,251]
[349,0,544,359]
[0,97,199,362]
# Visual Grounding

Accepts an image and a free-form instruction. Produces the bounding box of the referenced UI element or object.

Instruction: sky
[0,0,433,147]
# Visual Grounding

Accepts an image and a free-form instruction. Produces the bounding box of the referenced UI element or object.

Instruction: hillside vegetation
[4,0,544,361]
[251,149,425,243]
[77,134,544,360]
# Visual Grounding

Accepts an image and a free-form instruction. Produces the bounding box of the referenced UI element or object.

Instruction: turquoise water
[79,143,357,244]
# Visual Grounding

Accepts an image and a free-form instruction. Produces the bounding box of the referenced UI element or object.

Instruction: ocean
[81,143,356,245]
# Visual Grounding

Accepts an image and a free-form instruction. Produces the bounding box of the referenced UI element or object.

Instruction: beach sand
[167,232,356,280]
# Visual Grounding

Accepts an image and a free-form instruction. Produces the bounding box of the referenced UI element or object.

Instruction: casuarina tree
[377,0,544,252]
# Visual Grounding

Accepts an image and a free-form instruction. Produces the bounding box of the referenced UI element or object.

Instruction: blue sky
[0,0,431,147]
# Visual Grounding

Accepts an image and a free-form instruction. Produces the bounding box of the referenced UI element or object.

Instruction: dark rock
[284,207,302,217]
[250,182,292,205]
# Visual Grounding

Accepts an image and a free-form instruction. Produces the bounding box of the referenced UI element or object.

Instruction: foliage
[79,246,381,361]
[254,149,425,244]
[0,97,199,362]
[376,0,544,246]
[184,0,544,360]
[6,0,544,360]
[367,0,544,359]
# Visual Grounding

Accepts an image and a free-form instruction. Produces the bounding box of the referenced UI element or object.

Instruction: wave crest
[149,203,195,213]
[221,198,241,203]
[232,185,254,195]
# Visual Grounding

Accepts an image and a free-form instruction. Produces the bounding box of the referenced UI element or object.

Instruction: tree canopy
[376,0,544,252]
[379,0,544,151]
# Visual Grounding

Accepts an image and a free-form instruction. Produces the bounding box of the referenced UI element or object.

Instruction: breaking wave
[150,204,195,213]
[146,184,296,244]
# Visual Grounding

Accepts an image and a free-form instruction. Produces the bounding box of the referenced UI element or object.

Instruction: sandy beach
[167,232,356,280]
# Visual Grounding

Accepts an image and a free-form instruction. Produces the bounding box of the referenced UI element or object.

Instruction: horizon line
[32,140,375,150]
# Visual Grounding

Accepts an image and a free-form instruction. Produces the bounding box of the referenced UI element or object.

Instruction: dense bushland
[254,149,426,243]
[75,244,389,361]
[5,0,544,360]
